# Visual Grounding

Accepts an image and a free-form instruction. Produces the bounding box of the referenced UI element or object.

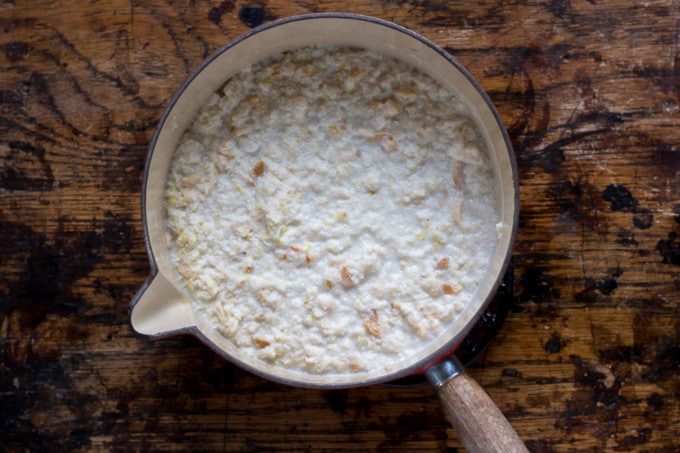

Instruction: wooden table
[2,1,679,451]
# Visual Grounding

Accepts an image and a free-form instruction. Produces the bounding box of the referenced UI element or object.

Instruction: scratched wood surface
[1,0,679,451]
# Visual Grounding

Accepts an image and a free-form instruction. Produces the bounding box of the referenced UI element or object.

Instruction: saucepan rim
[132,12,519,388]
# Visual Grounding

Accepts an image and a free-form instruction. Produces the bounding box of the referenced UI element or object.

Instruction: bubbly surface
[165,47,500,374]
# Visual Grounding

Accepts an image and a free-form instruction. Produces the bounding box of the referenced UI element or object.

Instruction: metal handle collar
[425,355,465,389]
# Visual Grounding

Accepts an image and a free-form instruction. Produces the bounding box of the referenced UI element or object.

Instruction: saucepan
[130,13,524,452]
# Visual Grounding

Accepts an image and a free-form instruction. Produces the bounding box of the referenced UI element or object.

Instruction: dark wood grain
[2,0,679,451]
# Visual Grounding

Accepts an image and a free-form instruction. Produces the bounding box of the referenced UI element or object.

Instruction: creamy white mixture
[165,47,500,375]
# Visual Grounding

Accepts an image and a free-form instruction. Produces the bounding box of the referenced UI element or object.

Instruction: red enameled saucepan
[130,13,525,452]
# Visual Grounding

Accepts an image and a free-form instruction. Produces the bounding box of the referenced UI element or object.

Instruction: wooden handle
[436,371,528,453]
